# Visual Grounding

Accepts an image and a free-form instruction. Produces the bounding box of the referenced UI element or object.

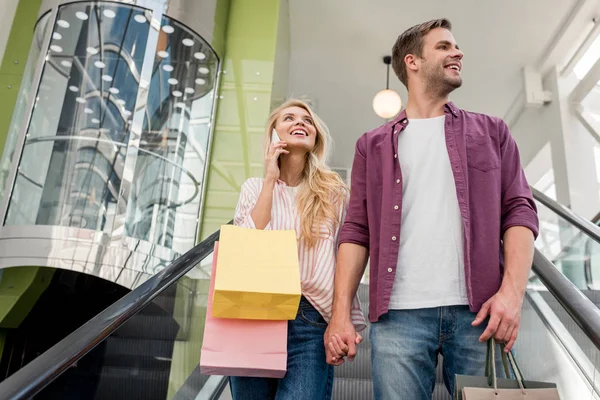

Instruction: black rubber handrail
[533,248,600,349]
[531,186,600,244]
[0,223,228,400]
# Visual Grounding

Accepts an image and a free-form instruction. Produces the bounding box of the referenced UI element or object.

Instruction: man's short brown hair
[392,18,452,88]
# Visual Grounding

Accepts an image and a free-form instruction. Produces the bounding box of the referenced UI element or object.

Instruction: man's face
[417,28,464,95]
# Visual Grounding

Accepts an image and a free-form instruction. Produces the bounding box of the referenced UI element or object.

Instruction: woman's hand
[265,141,288,182]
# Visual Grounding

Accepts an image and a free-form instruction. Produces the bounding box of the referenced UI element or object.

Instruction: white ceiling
[287,0,579,169]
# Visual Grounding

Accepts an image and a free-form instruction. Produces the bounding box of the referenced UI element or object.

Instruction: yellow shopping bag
[212,225,301,320]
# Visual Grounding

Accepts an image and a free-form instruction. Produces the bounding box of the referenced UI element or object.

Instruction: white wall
[512,66,600,220]
[0,0,20,65]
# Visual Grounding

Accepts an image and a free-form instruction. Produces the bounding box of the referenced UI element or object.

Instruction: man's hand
[472,283,524,352]
[324,316,362,365]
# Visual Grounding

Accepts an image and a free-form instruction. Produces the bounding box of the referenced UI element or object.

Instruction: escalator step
[334,347,371,380]
[332,378,373,400]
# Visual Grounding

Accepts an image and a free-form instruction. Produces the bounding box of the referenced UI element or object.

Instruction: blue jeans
[371,306,506,400]
[229,297,334,400]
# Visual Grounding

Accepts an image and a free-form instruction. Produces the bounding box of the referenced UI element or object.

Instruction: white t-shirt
[388,116,469,309]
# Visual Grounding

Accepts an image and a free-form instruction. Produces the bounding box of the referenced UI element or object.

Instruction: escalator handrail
[533,248,600,349]
[0,224,227,400]
[531,186,600,245]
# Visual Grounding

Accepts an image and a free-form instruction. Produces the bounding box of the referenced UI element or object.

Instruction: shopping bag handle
[485,338,526,395]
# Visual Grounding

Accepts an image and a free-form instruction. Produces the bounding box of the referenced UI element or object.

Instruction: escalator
[1,193,600,399]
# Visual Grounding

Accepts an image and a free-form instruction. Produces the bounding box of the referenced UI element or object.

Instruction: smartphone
[271,128,281,145]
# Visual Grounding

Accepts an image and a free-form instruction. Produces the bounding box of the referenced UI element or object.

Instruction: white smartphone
[271,128,281,145]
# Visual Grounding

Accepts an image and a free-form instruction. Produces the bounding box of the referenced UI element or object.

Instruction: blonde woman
[229,99,366,399]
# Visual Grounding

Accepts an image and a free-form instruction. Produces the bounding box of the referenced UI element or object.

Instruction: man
[324,18,539,399]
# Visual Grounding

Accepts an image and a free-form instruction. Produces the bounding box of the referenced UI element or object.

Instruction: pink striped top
[234,177,366,331]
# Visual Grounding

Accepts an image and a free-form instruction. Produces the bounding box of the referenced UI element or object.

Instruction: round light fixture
[53,32,62,40]
[134,14,146,23]
[103,9,116,19]
[198,67,209,74]
[69,86,79,92]
[86,47,99,55]
[184,87,195,94]
[195,78,206,85]
[50,45,63,53]
[182,39,194,47]
[163,65,174,72]
[102,75,113,82]
[57,20,70,28]
[92,118,100,124]
[157,50,169,58]
[172,90,182,97]
[75,12,89,20]
[162,25,174,34]
[109,87,119,94]
[194,52,206,60]
[75,97,86,104]
[94,61,105,68]
[61,60,72,68]
[168,78,178,85]
[373,56,402,119]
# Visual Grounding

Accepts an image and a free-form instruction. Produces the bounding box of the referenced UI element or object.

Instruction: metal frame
[0,224,224,400]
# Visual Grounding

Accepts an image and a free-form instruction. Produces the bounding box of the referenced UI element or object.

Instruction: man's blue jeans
[371,305,506,399]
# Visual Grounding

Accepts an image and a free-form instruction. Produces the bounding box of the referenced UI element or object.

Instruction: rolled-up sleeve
[339,136,370,248]
[499,121,539,239]
[234,178,271,230]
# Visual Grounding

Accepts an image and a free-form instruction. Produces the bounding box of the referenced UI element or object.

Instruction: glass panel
[125,15,218,254]
[0,13,52,198]
[520,270,600,398]
[34,249,217,399]
[4,2,152,232]
[534,199,600,290]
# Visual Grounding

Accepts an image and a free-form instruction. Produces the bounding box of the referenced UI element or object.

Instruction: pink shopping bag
[199,242,288,378]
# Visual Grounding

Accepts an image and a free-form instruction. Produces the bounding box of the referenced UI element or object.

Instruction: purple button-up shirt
[339,102,539,323]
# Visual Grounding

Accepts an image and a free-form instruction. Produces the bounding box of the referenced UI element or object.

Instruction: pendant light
[372,55,402,119]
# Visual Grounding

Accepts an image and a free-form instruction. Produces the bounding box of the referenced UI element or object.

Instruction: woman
[230,99,366,399]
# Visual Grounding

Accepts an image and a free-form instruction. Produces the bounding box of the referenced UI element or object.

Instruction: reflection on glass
[3,2,219,258]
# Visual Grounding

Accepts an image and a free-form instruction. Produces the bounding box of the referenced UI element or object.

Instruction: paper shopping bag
[212,225,301,320]
[455,338,559,400]
[200,242,288,378]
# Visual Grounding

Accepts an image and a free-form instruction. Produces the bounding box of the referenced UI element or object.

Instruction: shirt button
[394,154,398,158]
[392,236,397,241]
[394,130,398,134]
[396,179,400,184]
[394,205,399,210]
[387,268,393,272]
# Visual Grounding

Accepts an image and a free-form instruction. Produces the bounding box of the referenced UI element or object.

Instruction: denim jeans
[370,305,506,400]
[229,297,334,400]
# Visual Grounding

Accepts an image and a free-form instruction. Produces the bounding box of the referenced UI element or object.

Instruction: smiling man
[324,19,539,399]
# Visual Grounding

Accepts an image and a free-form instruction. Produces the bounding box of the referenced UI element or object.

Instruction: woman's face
[273,106,317,153]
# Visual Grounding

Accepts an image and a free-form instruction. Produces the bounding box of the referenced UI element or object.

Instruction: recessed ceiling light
[198,67,209,74]
[86,47,99,55]
[195,78,206,85]
[182,39,194,47]
[69,86,79,92]
[194,52,206,60]
[172,90,182,97]
[117,99,126,106]
[102,75,113,82]
[162,25,174,34]
[94,61,105,68]
[61,60,72,68]
[184,87,194,94]
[84,108,93,114]
[50,45,63,53]
[168,78,178,85]
[134,14,146,23]
[109,87,119,94]
[123,110,132,117]
[103,9,116,19]
[76,97,86,104]
[157,50,169,58]
[53,32,62,40]
[163,65,173,72]
[57,20,70,28]
[91,118,100,124]
[175,102,186,108]
[75,12,89,20]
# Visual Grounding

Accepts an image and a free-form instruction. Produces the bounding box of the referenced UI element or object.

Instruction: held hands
[265,141,288,182]
[324,317,363,366]
[472,284,524,352]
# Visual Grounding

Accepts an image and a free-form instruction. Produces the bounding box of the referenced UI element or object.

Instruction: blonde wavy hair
[264,99,347,247]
